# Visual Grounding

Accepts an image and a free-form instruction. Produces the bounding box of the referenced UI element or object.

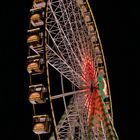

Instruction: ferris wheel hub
[90,83,94,93]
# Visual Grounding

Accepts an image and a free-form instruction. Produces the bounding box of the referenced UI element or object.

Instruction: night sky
[0,0,139,140]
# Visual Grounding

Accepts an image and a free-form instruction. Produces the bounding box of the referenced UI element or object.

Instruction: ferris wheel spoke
[58,0,84,62]
[57,94,87,139]
[49,90,90,140]
[65,0,95,63]
[47,1,83,74]
[46,89,89,100]
[47,45,87,88]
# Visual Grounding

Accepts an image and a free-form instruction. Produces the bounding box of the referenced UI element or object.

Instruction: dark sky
[0,0,139,140]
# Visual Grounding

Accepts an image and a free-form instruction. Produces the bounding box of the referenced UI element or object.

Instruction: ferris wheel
[26,0,119,139]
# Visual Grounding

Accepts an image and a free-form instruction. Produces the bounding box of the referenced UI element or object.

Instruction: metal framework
[26,0,119,139]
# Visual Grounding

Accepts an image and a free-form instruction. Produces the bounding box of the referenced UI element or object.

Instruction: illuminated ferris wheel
[26,0,119,139]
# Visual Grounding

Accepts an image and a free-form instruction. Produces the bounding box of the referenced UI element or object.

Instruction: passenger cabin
[96,55,103,64]
[30,13,44,27]
[27,55,44,74]
[29,84,47,104]
[91,33,97,42]
[34,0,44,3]
[84,13,91,23]
[32,0,46,9]
[33,115,51,134]
[77,0,84,6]
[98,68,105,76]
[87,24,94,33]
[104,96,110,102]
[94,46,101,55]
[27,28,43,48]
[80,5,87,15]
[27,35,40,43]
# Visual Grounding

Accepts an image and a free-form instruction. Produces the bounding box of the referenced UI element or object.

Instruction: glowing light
[102,78,108,96]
